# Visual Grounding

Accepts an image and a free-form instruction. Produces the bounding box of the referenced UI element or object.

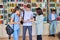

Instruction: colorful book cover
[31,0,36,2]
[28,0,31,3]
[12,3,14,7]
[32,3,37,7]
[40,4,42,7]
[0,20,3,24]
[37,3,40,7]
[11,0,15,2]
[0,10,2,14]
[32,8,36,12]
[0,5,3,8]
[18,0,21,2]
[14,3,17,7]
[0,15,3,19]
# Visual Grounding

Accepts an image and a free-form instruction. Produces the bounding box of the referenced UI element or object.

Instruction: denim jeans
[23,26,32,40]
[49,21,57,35]
[13,29,20,40]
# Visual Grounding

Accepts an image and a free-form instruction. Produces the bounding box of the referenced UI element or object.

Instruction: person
[10,6,21,40]
[48,9,57,37]
[35,8,44,40]
[21,4,34,40]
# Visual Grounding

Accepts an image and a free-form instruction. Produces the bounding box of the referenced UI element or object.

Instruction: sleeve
[35,16,38,23]
[11,14,15,19]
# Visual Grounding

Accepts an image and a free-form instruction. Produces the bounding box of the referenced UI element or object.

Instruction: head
[14,6,21,15]
[36,8,43,15]
[11,9,15,13]
[26,4,31,11]
[51,9,56,14]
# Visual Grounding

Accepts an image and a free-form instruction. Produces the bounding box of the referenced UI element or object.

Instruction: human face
[52,11,55,14]
[15,10,21,16]
[26,7,31,11]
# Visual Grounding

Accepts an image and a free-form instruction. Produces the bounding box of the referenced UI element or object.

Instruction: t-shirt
[11,13,20,30]
[51,14,55,20]
[21,11,33,26]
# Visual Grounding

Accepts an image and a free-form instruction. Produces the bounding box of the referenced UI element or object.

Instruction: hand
[17,22,20,24]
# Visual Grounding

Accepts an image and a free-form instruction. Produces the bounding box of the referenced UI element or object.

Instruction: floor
[0,35,60,40]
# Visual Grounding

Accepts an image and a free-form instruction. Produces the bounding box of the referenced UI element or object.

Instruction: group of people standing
[10,4,57,40]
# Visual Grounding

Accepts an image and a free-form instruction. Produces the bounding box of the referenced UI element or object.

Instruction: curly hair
[36,8,43,15]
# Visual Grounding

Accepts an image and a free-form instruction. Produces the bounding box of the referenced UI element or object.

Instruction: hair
[11,9,15,13]
[26,4,31,8]
[14,6,21,13]
[36,8,43,15]
[51,9,56,13]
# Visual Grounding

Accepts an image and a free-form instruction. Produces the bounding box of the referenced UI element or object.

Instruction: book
[32,8,36,12]
[43,8,46,12]
[11,0,14,2]
[32,3,37,7]
[50,4,55,7]
[0,20,3,24]
[0,10,2,14]
[27,0,31,3]
[0,15,3,19]
[0,5,3,8]
[31,0,36,2]
[57,4,60,7]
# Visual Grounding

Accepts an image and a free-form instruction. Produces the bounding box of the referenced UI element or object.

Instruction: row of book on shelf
[3,0,60,3]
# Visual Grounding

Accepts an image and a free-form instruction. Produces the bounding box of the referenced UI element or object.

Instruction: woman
[10,6,21,40]
[35,8,44,40]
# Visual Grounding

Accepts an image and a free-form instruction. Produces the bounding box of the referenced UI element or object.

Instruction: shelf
[49,3,56,7]
[49,0,56,2]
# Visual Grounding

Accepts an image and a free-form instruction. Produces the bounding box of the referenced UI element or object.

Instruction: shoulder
[40,15,43,16]
[11,13,15,16]
[11,13,15,18]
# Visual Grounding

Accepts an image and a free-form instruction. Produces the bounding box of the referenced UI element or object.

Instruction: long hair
[36,8,43,15]
[14,6,21,13]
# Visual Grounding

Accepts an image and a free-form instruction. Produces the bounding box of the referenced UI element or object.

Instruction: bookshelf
[0,0,4,24]
[1,0,55,24]
[3,0,47,24]
[49,0,60,21]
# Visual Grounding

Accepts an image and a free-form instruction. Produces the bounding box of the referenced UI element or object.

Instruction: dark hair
[51,9,56,13]
[26,4,31,8]
[11,9,15,13]
[36,8,43,15]
[14,6,21,13]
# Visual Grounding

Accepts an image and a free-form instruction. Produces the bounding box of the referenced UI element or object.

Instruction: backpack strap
[23,10,25,20]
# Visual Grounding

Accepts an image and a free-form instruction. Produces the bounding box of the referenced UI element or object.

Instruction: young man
[48,9,57,37]
[22,4,34,40]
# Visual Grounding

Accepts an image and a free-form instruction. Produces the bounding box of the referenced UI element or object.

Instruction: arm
[10,18,20,24]
[10,14,20,24]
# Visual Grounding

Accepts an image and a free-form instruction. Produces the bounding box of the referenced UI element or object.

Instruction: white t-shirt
[21,11,33,26]
[51,14,55,20]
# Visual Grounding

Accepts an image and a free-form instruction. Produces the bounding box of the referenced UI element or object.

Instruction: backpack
[6,14,15,35]
[6,24,14,35]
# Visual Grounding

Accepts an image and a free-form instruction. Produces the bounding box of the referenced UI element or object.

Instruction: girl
[10,6,21,40]
[35,8,44,40]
